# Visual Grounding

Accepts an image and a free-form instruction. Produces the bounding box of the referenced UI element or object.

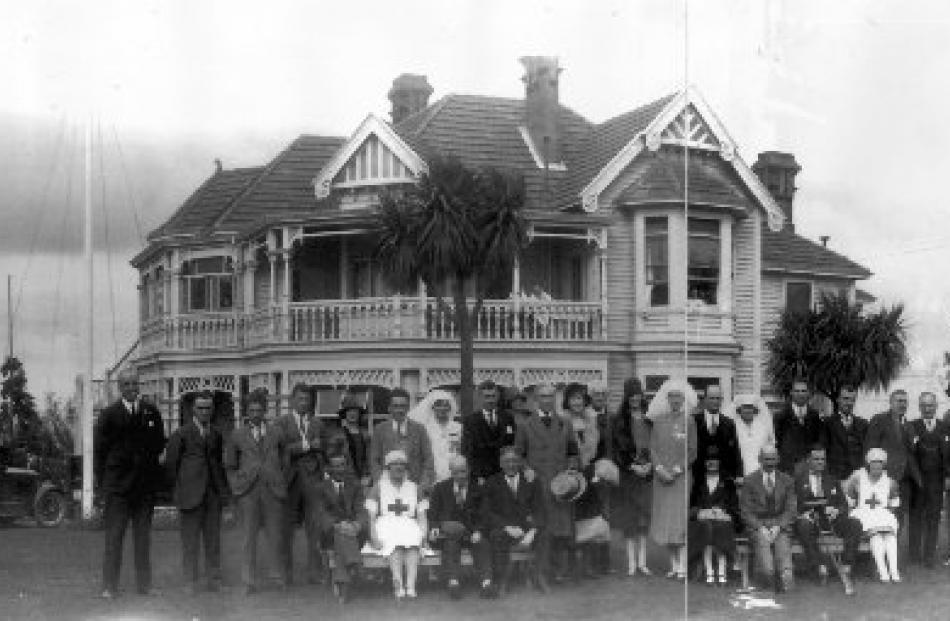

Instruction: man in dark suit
[480,446,543,597]
[819,387,868,481]
[792,445,861,595]
[774,379,821,476]
[369,387,435,492]
[272,383,337,585]
[94,369,167,599]
[692,384,741,482]
[461,380,517,485]
[739,444,797,592]
[225,393,287,594]
[907,392,950,568]
[866,389,920,539]
[166,392,230,594]
[428,455,489,599]
[317,453,368,604]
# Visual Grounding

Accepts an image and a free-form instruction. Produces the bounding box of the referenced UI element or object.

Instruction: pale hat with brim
[593,459,620,486]
[866,447,888,464]
[384,449,408,467]
[551,470,588,502]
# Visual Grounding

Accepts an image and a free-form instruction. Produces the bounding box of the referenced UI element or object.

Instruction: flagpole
[81,117,95,519]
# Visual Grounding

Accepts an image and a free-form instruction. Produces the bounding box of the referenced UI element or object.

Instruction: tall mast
[6,275,11,359]
[81,118,94,519]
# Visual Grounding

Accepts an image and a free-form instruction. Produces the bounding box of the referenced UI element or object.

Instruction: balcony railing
[139,297,605,355]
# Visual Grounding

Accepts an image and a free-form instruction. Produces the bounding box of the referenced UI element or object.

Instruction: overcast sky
[2,0,949,399]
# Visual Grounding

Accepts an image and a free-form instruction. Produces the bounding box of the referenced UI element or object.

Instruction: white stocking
[626,538,637,572]
[389,549,405,593]
[637,535,648,569]
[869,534,889,581]
[405,548,420,593]
[703,546,714,577]
[884,534,899,580]
[717,553,727,578]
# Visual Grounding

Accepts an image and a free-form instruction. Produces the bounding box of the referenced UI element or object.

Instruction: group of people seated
[689,379,950,596]
[98,367,950,605]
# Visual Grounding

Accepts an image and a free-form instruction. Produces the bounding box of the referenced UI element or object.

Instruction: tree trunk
[453,275,475,417]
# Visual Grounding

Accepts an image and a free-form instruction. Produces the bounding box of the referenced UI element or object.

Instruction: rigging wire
[13,114,68,321]
[110,125,145,244]
[46,123,79,387]
[97,119,120,361]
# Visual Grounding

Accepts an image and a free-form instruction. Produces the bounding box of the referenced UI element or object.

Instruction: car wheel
[34,485,66,527]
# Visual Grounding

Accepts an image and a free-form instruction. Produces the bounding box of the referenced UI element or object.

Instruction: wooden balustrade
[140,298,606,353]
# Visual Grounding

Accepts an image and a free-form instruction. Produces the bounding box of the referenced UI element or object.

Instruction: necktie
[811,475,821,497]
[926,420,934,433]
[765,473,774,494]
[709,414,717,435]
[455,486,465,505]
[508,476,518,494]
[337,482,345,505]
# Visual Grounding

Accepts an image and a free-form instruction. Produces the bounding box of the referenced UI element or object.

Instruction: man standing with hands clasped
[95,369,166,599]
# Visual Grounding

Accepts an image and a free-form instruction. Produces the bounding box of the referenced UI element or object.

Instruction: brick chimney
[752,151,801,232]
[520,56,563,165]
[388,74,433,125]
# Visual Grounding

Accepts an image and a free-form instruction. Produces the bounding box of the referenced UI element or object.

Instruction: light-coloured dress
[368,477,426,556]
[424,420,462,482]
[734,417,776,476]
[847,469,899,534]
[649,411,697,546]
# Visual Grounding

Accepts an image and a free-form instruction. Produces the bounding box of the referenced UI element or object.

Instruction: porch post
[281,248,292,340]
[598,248,608,339]
[340,236,349,298]
[512,256,521,337]
[417,277,427,338]
[169,249,181,317]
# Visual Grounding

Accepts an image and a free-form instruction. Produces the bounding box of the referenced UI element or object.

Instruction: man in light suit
[165,392,230,594]
[225,392,287,594]
[739,444,797,593]
[865,389,920,543]
[369,387,435,494]
[514,383,578,588]
[94,368,166,599]
[272,383,337,585]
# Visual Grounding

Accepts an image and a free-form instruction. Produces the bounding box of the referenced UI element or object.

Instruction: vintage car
[0,455,74,527]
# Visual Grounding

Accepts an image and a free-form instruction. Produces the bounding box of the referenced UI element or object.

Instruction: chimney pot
[388,74,433,125]
[520,56,563,165]
[820,235,830,247]
[752,151,801,232]
[214,158,223,173]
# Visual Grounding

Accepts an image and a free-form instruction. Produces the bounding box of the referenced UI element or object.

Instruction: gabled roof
[148,166,264,240]
[762,226,872,279]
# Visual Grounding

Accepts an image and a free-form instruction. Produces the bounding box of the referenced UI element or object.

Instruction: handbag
[575,515,610,544]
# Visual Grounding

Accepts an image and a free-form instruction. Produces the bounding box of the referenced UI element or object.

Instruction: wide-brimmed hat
[866,447,888,464]
[551,470,587,502]
[593,459,620,486]
[384,449,408,467]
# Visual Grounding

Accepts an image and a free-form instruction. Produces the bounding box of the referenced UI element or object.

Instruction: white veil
[724,393,774,432]
[646,379,699,421]
[408,388,459,426]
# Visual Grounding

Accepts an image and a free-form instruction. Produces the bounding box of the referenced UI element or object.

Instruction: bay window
[181,256,235,312]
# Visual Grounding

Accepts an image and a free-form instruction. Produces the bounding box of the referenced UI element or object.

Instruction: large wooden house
[130,57,870,428]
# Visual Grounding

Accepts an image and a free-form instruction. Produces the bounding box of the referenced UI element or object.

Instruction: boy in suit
[793,445,861,595]
[369,387,435,493]
[166,392,230,594]
[318,453,368,603]
[225,392,287,594]
[819,387,868,481]
[739,444,797,593]
[272,383,336,585]
[94,369,166,598]
[461,380,517,484]
[428,455,488,599]
[480,446,543,597]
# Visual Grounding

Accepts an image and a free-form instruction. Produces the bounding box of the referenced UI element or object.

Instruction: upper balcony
[139,296,604,356]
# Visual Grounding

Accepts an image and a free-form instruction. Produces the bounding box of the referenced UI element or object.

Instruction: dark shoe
[244,584,257,596]
[923,558,935,569]
[99,588,115,600]
[448,580,462,600]
[534,574,550,594]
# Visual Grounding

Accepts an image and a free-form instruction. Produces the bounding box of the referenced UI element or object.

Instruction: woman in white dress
[367,450,428,600]
[844,448,901,583]
[724,394,775,481]
[408,389,461,483]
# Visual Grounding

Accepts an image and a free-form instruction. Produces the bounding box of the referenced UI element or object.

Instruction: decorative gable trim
[518,126,567,171]
[312,114,427,200]
[579,86,785,232]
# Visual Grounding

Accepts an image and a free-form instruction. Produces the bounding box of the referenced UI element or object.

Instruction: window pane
[219,278,233,310]
[644,216,669,307]
[688,217,719,236]
[192,257,225,274]
[189,278,207,310]
[688,218,720,305]
[786,282,812,315]
[645,216,668,235]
